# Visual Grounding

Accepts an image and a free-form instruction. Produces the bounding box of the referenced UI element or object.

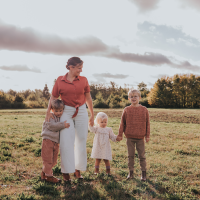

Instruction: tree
[0,92,12,108]
[7,89,17,97]
[107,94,121,108]
[42,84,50,100]
[23,89,32,99]
[137,82,149,98]
[27,93,37,101]
[14,95,24,103]
[93,92,108,108]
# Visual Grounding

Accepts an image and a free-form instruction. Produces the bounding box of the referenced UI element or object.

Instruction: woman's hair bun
[66,57,83,69]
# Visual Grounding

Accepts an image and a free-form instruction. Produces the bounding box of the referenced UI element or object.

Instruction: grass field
[0,108,200,200]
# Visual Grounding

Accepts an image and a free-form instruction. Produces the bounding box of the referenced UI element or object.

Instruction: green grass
[0,108,200,199]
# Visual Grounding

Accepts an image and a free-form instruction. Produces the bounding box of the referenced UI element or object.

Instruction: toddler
[41,99,70,183]
[89,112,121,175]
[118,89,150,181]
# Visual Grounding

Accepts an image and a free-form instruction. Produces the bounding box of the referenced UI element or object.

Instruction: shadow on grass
[99,173,136,200]
[33,182,61,199]
[63,179,107,200]
[145,178,199,200]
[134,178,159,199]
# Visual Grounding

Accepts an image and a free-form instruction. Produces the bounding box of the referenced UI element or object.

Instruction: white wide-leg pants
[60,104,88,173]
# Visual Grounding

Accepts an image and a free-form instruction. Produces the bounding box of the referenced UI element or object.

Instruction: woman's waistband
[64,104,86,118]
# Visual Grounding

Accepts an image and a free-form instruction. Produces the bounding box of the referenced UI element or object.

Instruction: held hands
[64,120,70,128]
[116,135,123,141]
[89,115,94,127]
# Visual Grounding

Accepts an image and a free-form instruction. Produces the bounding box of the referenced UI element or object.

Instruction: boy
[41,99,70,183]
[118,89,150,181]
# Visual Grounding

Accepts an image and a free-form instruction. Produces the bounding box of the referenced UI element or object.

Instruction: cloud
[172,61,200,71]
[93,73,129,83]
[181,0,200,10]
[0,65,41,73]
[0,21,108,55]
[0,20,200,72]
[151,74,169,79]
[128,0,200,11]
[106,52,171,66]
[106,51,200,72]
[137,21,200,61]
[93,73,129,79]
[128,0,159,12]
[1,75,10,79]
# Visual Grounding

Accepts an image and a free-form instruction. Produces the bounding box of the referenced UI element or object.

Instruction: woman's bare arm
[45,95,57,122]
[85,92,94,126]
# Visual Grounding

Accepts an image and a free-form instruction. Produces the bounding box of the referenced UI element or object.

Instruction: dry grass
[0,108,200,199]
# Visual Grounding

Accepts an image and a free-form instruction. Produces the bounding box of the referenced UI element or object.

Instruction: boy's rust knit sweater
[118,105,150,139]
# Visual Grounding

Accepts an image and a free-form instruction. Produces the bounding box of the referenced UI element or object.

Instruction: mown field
[0,108,200,200]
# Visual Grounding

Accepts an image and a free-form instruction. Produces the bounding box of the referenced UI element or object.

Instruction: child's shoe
[94,166,99,175]
[126,170,133,179]
[41,171,46,181]
[45,176,61,183]
[141,171,146,181]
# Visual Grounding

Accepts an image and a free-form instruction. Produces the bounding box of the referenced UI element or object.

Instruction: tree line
[0,84,50,109]
[0,74,200,109]
[147,74,200,108]
[90,81,149,108]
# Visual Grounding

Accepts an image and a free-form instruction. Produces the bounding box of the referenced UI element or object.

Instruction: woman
[45,57,94,181]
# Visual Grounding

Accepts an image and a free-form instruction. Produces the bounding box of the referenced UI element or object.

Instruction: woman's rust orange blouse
[52,73,90,107]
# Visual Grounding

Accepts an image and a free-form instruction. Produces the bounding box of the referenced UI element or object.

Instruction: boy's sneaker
[41,171,46,181]
[41,171,61,183]
[127,170,133,179]
[141,171,146,181]
[45,176,61,183]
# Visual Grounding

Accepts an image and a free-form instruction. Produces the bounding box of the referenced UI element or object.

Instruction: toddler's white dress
[89,125,117,160]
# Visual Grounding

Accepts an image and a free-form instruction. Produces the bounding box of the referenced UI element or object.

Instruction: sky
[0,0,200,92]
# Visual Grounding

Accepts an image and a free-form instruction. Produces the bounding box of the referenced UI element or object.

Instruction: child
[41,99,70,183]
[117,89,150,181]
[89,112,121,175]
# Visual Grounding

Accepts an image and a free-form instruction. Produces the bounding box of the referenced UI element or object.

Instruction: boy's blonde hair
[128,89,141,97]
[94,112,108,126]
[51,99,65,110]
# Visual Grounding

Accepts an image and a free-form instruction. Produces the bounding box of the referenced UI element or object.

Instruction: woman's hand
[45,112,54,122]
[85,92,94,127]
[89,115,94,126]
[45,95,57,122]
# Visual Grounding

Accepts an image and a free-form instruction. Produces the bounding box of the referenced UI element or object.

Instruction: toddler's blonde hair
[94,112,108,126]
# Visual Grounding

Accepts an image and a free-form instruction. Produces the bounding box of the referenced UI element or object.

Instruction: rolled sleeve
[84,78,90,93]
